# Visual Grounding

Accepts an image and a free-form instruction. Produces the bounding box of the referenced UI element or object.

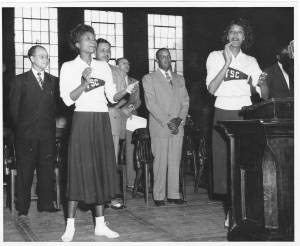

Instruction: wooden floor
[3,176,228,242]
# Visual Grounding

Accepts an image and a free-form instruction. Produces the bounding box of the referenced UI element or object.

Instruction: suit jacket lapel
[28,70,43,91]
[155,70,173,98]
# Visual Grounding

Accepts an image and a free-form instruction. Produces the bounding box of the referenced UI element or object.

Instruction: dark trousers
[15,137,55,213]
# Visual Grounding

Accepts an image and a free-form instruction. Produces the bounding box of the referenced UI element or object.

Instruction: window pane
[41,8,49,18]
[23,19,32,31]
[24,44,32,55]
[15,18,23,30]
[176,50,183,60]
[149,59,154,72]
[92,10,100,22]
[116,35,122,47]
[32,7,40,18]
[111,47,116,58]
[99,11,107,22]
[171,62,176,72]
[15,31,23,43]
[176,16,182,27]
[49,8,57,19]
[116,12,122,23]
[51,69,58,77]
[162,15,168,26]
[41,20,48,32]
[154,15,161,25]
[24,57,31,68]
[107,24,115,35]
[107,11,115,23]
[148,14,153,25]
[50,57,58,68]
[107,35,115,46]
[99,23,107,35]
[15,43,23,55]
[41,32,49,43]
[50,20,57,32]
[50,45,57,56]
[15,8,23,18]
[148,48,154,59]
[169,49,176,59]
[32,31,41,43]
[160,38,167,48]
[16,68,23,75]
[148,36,154,49]
[169,16,175,26]
[116,23,123,35]
[168,39,175,49]
[176,27,182,39]
[15,55,23,68]
[176,39,183,49]
[168,28,175,39]
[148,25,154,37]
[32,19,40,31]
[177,60,183,73]
[85,10,91,22]
[116,47,123,58]
[50,32,57,44]
[24,31,32,43]
[23,8,31,18]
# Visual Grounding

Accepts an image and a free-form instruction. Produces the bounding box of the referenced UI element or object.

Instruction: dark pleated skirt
[212,108,242,195]
[66,112,118,204]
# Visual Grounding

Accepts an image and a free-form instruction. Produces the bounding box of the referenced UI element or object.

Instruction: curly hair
[69,24,95,52]
[222,18,254,51]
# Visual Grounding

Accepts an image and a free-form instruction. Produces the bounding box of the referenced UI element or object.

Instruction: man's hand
[121,107,132,118]
[126,81,139,94]
[167,117,182,134]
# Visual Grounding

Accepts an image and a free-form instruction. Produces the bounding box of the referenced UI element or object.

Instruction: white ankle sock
[61,218,75,242]
[95,216,119,238]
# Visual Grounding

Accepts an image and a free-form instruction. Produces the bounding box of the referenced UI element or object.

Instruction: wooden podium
[218,98,294,241]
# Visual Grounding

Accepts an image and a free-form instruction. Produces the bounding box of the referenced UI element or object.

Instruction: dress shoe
[38,207,61,212]
[167,198,184,204]
[110,199,125,210]
[154,200,165,206]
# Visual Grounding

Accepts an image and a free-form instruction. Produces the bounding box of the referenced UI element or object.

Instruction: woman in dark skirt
[60,24,137,242]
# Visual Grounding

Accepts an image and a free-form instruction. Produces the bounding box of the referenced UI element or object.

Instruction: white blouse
[60,55,116,112]
[206,50,262,110]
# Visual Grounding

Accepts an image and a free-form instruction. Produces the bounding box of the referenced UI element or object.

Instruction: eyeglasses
[32,55,49,60]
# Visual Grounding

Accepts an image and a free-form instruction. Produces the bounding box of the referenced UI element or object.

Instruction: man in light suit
[142,48,190,206]
[96,38,127,160]
[96,39,138,209]
[261,44,294,99]
[116,57,141,189]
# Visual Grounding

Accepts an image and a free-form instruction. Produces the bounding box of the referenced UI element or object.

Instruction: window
[14,7,58,76]
[84,10,123,66]
[148,14,183,75]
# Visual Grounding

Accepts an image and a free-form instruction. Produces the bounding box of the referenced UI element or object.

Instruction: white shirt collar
[31,67,45,80]
[277,61,290,87]
[230,49,244,60]
[158,68,172,78]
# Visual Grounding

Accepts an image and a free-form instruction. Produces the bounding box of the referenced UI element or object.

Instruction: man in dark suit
[9,45,60,216]
[261,44,294,99]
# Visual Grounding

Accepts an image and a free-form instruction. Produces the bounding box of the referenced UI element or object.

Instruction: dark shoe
[38,207,61,213]
[110,199,125,210]
[154,200,165,206]
[167,198,184,204]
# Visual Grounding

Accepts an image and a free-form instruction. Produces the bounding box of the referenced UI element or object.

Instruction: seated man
[261,43,294,99]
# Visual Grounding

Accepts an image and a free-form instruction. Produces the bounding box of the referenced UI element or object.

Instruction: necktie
[37,72,44,89]
[165,72,173,86]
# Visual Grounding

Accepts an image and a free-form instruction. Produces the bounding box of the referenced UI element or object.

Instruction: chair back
[132,128,153,168]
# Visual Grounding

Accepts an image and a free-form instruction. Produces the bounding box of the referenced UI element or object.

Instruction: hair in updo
[222,18,254,51]
[69,24,95,52]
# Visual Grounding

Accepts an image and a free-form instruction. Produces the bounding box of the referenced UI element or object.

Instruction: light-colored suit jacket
[108,64,127,136]
[142,70,190,138]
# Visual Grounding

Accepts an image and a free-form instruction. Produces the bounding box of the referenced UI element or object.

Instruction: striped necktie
[37,72,44,89]
[165,72,173,86]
